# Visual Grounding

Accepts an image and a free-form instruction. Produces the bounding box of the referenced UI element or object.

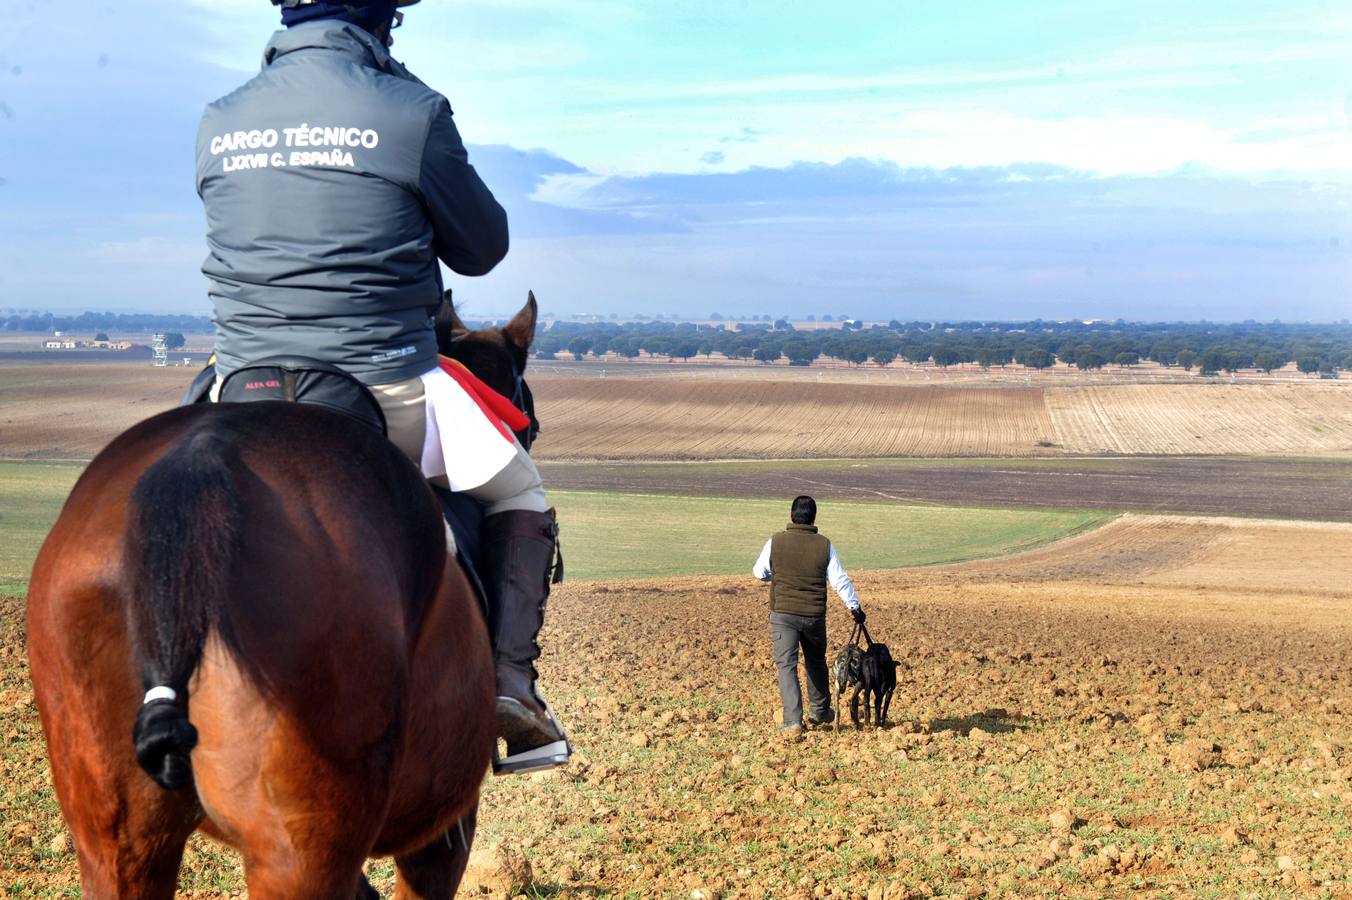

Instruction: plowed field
[530,380,1058,459]
[4,514,1350,897]
[1044,383,1352,456]
[6,362,1352,461]
[0,363,190,459]
[527,377,1352,461]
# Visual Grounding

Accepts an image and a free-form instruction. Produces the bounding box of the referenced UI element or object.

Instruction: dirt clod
[461,844,532,897]
[1047,807,1080,832]
[1171,738,1223,772]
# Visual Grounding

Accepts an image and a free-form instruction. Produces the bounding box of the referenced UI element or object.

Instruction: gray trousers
[769,612,832,727]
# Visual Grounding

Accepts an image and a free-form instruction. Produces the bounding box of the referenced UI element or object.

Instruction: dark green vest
[769,524,831,617]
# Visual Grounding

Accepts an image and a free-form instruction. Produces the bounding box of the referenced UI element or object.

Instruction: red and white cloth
[419,357,532,491]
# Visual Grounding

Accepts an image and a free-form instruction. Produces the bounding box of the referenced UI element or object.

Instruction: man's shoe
[779,723,803,742]
[806,709,835,728]
[483,509,572,776]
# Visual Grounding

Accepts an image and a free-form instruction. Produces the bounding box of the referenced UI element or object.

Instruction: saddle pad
[418,365,517,491]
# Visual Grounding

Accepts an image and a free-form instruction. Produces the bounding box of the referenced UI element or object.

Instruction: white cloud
[519,101,1352,180]
[161,3,1352,179]
[529,173,616,207]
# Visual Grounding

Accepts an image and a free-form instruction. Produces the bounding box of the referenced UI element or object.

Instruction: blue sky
[1,0,1349,320]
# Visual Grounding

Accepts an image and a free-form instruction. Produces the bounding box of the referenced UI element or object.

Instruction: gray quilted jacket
[197,21,507,384]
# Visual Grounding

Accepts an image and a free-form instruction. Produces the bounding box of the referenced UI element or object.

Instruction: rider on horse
[195,0,569,774]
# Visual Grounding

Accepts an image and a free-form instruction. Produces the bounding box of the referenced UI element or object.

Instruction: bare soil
[532,379,1060,459]
[1045,383,1352,456]
[528,376,1352,461]
[4,516,1350,897]
[5,361,1352,462]
[472,516,1352,897]
[0,362,194,459]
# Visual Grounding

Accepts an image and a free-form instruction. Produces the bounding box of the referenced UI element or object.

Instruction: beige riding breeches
[369,374,548,516]
[211,374,547,515]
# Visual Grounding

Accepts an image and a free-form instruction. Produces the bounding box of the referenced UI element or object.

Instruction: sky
[1,0,1350,321]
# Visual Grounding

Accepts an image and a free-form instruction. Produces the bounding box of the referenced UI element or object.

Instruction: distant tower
[151,333,168,367]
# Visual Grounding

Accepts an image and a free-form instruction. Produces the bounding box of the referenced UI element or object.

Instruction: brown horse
[26,295,543,898]
[434,291,540,452]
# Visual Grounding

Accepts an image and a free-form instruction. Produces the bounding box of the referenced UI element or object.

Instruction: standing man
[195,0,568,774]
[753,495,866,736]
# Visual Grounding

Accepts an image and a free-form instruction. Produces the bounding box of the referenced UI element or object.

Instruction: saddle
[181,356,386,434]
[180,357,487,604]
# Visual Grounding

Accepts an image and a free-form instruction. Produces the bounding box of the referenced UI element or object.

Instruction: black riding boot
[482,508,571,775]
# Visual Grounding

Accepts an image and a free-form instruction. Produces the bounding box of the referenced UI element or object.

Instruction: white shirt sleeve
[752,538,773,581]
[827,543,861,610]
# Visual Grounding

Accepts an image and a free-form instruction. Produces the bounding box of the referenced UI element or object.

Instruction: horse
[26,293,544,898]
[433,290,539,452]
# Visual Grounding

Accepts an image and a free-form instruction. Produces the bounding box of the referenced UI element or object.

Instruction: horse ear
[434,290,469,352]
[503,291,538,351]
[440,290,470,335]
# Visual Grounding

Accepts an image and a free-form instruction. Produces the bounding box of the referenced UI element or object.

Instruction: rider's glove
[851,607,866,624]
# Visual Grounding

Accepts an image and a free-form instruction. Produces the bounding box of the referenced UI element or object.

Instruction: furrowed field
[527,377,1352,461]
[1,356,1350,897]
[5,362,1352,461]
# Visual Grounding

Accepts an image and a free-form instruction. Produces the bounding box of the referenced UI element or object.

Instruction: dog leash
[848,622,876,649]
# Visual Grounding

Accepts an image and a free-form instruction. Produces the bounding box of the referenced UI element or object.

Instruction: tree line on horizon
[4,311,212,335]
[535,319,1352,376]
[8,311,1352,376]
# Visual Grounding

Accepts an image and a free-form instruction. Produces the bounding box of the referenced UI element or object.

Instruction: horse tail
[124,427,243,790]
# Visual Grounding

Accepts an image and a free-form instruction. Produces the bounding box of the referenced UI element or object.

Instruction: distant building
[42,339,77,349]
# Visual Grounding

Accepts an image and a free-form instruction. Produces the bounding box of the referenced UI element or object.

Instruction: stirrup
[492,737,571,776]
[492,697,572,776]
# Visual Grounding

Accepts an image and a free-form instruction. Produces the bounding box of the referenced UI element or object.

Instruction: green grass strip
[0,462,1114,593]
[549,489,1114,581]
[0,462,82,595]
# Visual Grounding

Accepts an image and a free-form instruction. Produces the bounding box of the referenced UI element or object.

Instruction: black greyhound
[833,624,899,730]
